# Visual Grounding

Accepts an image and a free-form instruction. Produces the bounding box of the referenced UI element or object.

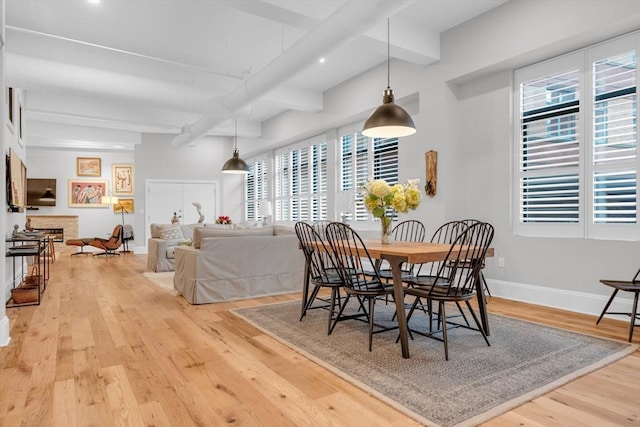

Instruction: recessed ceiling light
[318,57,326,64]
[87,0,100,4]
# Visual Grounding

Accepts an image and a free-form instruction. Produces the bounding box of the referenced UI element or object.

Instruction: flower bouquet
[215,215,232,225]
[361,179,421,244]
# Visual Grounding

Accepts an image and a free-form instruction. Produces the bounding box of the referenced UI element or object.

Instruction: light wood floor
[1,253,639,426]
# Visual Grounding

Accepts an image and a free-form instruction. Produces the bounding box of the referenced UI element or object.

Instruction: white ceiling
[5,0,509,150]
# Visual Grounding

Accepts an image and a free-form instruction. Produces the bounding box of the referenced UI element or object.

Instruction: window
[274,135,327,222]
[514,33,638,240]
[338,127,399,222]
[244,158,269,222]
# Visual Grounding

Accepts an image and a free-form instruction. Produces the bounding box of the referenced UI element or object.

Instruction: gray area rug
[232,300,636,427]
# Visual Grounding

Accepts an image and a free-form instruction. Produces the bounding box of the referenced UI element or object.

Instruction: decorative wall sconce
[425,150,437,197]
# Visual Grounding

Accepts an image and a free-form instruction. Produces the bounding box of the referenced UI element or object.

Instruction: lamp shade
[39,188,56,202]
[362,88,416,138]
[221,148,249,174]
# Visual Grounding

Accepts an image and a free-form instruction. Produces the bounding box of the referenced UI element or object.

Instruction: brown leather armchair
[89,225,123,256]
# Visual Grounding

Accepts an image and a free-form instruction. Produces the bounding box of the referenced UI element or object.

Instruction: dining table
[357,240,494,359]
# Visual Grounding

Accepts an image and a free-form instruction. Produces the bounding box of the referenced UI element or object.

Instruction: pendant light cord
[386,18,390,89]
[234,119,238,150]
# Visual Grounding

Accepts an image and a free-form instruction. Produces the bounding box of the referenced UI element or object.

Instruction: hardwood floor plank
[1,253,639,427]
[52,378,77,427]
[102,365,146,427]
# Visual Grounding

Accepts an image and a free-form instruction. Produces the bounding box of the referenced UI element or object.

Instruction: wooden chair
[325,222,397,351]
[89,225,123,257]
[596,267,640,342]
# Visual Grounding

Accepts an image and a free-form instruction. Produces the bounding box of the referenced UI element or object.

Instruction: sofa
[173,225,305,304]
[147,223,203,272]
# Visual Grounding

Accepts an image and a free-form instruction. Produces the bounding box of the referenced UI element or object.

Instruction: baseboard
[0,315,11,347]
[487,279,633,322]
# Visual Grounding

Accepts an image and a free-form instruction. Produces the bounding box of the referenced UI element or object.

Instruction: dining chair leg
[368,297,375,352]
[440,301,449,361]
[327,287,339,335]
[628,291,639,342]
[596,289,619,325]
[329,294,351,335]
[465,301,490,347]
[301,285,322,321]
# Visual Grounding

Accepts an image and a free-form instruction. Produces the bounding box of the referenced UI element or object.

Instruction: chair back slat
[295,222,337,283]
[326,222,381,291]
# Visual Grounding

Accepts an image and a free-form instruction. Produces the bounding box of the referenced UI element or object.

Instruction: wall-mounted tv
[27,178,57,207]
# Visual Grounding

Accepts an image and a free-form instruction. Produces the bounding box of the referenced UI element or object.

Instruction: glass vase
[380,214,393,244]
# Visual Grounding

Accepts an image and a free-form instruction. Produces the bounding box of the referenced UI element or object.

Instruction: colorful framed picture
[68,180,108,207]
[112,163,134,195]
[77,157,101,177]
[114,198,134,213]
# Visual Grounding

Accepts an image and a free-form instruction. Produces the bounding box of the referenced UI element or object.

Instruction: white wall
[25,148,134,239]
[419,0,640,314]
[133,133,241,247]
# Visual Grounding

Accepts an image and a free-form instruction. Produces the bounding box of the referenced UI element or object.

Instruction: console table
[6,233,51,307]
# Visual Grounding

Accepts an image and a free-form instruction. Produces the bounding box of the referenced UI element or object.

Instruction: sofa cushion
[158,224,184,240]
[193,226,273,248]
[180,223,203,240]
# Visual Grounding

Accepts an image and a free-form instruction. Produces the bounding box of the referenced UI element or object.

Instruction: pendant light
[221,120,249,174]
[362,18,416,138]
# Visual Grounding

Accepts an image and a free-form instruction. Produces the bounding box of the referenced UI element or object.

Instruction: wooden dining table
[358,240,494,359]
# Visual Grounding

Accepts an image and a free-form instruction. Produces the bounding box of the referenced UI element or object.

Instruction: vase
[380,214,393,244]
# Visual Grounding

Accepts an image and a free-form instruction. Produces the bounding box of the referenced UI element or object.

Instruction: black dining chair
[457,218,492,298]
[596,267,640,342]
[404,222,493,360]
[325,222,397,351]
[295,222,344,333]
[378,219,426,282]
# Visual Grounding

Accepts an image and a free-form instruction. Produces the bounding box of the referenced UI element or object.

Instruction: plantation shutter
[338,127,398,222]
[592,51,637,224]
[274,136,327,222]
[518,68,581,223]
[244,158,268,222]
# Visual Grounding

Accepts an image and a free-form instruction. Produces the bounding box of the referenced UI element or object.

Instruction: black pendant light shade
[39,187,56,202]
[362,18,416,138]
[362,88,416,138]
[221,120,249,174]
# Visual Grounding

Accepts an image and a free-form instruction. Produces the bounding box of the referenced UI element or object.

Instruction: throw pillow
[158,224,184,240]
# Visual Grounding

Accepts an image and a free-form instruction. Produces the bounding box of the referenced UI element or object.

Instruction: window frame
[513,32,639,241]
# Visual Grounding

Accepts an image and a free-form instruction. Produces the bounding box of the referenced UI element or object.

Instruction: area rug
[232,300,636,427]
[142,271,177,295]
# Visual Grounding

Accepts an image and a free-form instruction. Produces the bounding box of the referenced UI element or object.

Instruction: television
[27,178,57,207]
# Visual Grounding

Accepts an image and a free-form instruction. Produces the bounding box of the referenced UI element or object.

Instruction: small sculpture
[192,202,204,223]
[12,224,20,237]
[171,212,180,224]
[25,218,33,231]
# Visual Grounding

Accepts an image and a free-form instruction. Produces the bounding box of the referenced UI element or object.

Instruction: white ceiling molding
[172,0,414,148]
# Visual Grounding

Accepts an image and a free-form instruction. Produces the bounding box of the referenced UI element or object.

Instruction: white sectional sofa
[173,225,305,304]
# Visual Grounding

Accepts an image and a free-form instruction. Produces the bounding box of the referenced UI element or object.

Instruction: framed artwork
[425,150,437,198]
[77,157,101,176]
[7,87,14,130]
[112,163,134,195]
[68,180,108,207]
[114,198,134,213]
[17,94,24,147]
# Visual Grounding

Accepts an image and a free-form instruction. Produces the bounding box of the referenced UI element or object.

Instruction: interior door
[146,180,218,243]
